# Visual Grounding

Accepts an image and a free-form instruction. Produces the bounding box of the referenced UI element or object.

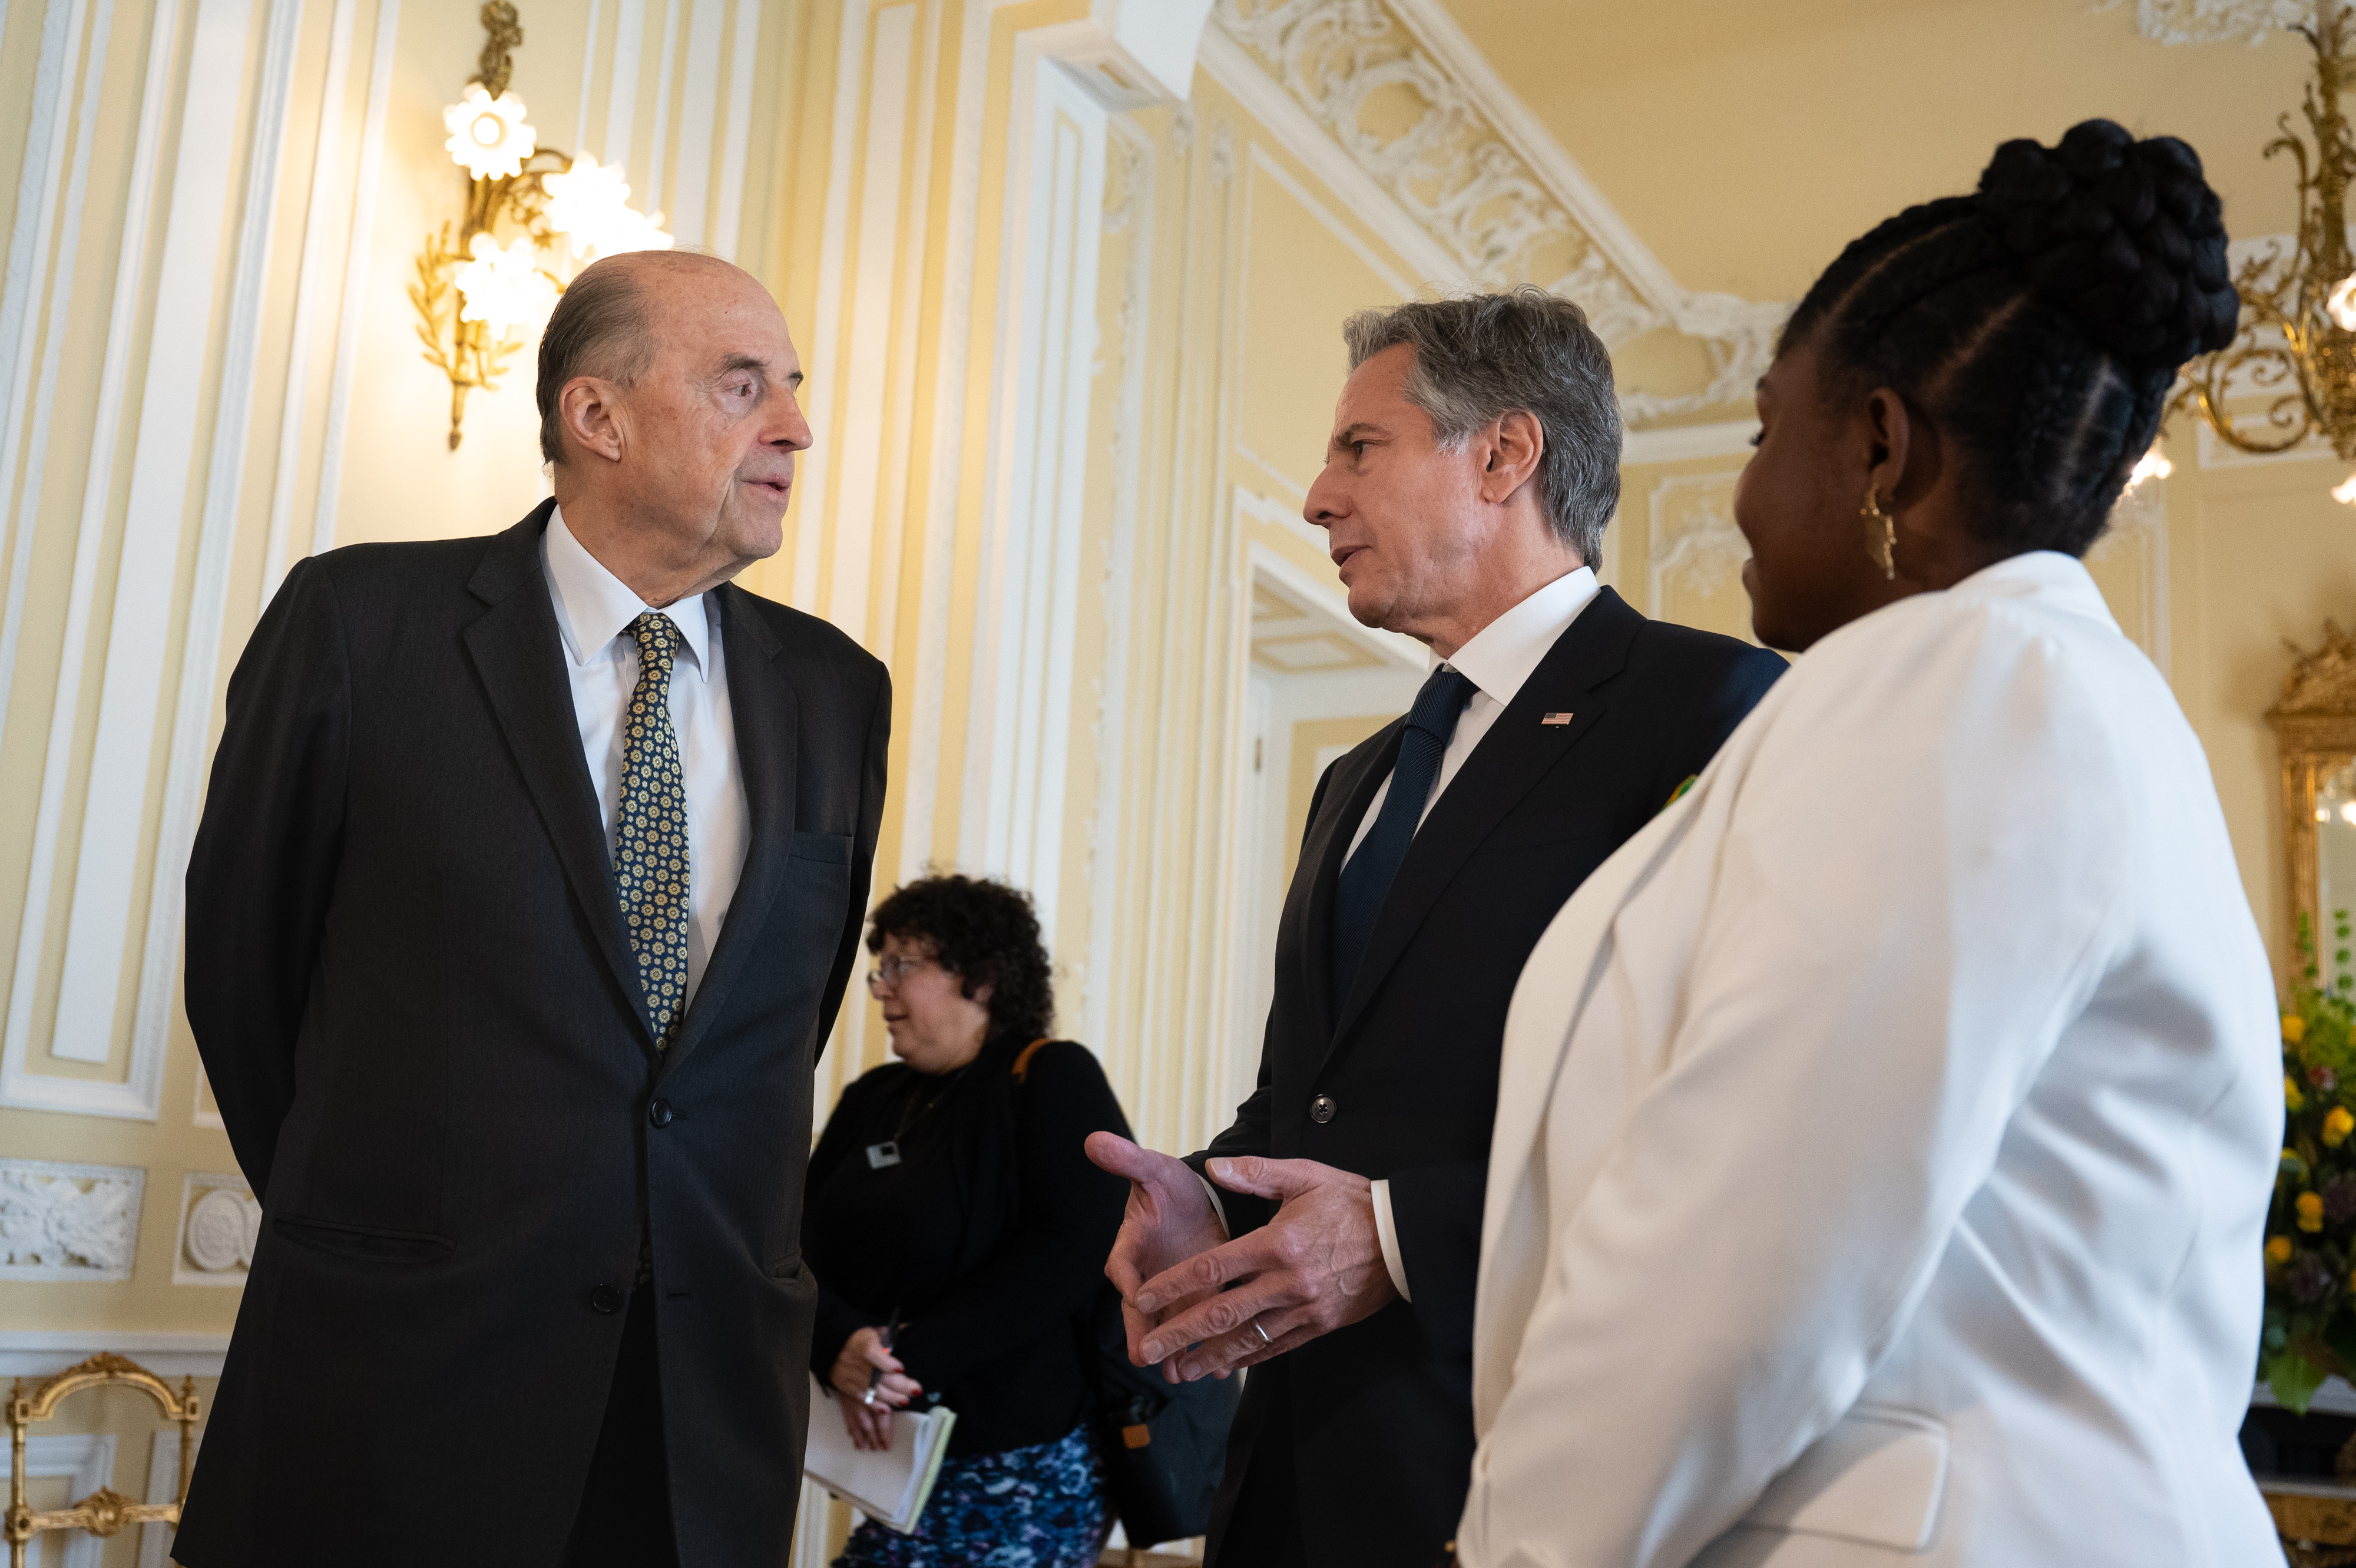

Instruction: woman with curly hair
[1462,121,2278,1566]
[803,874,1131,1568]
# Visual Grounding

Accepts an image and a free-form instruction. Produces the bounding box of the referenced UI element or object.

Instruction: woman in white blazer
[1461,121,2281,1568]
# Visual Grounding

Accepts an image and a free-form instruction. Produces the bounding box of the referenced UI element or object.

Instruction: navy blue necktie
[1331,666,1477,1011]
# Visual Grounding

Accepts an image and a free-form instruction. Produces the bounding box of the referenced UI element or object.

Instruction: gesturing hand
[1134,1155,1397,1381]
[829,1326,921,1452]
[1086,1132,1230,1379]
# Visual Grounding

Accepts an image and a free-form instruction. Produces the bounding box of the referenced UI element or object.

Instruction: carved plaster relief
[0,1159,143,1281]
[1646,475,1754,643]
[1210,0,1784,419]
[2097,0,2307,45]
[173,1171,260,1286]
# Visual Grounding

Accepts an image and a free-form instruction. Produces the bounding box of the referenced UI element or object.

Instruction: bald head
[541,252,741,465]
[537,249,810,605]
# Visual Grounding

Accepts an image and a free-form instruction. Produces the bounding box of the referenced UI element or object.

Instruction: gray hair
[1341,288,1621,564]
[537,257,657,465]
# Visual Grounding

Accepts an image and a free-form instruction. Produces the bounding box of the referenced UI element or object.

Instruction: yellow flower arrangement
[2261,909,2356,1412]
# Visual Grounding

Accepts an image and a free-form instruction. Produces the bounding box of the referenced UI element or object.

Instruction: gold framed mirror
[2269,623,2356,980]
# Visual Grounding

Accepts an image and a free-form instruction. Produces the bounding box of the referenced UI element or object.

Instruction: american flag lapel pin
[1541,712,1574,726]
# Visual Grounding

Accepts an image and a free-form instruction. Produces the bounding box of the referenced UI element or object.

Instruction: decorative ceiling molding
[1209,0,1786,421]
[2096,0,2307,46]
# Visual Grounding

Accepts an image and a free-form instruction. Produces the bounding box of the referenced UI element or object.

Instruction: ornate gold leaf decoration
[5,1354,201,1566]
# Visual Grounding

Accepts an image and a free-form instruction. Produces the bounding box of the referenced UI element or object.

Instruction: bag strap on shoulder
[1011,1037,1053,1082]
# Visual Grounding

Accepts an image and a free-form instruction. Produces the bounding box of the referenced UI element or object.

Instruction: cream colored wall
[1610,433,2332,986]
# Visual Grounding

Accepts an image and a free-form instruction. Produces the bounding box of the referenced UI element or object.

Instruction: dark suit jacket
[174,501,889,1568]
[1187,588,1782,1568]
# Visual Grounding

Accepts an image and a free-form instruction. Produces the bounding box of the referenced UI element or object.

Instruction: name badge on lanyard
[866,1141,902,1169]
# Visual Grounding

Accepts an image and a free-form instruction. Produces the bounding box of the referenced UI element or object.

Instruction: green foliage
[2261,909,2356,1406]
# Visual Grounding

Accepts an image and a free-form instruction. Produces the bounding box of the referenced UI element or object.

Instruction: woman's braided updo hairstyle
[1782,119,2239,557]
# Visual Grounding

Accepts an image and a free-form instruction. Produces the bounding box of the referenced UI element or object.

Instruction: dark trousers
[1205,1363,1307,1568]
[561,1282,680,1568]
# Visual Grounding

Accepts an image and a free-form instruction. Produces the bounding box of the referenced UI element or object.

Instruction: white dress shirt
[542,508,750,1007]
[1206,568,1601,1301]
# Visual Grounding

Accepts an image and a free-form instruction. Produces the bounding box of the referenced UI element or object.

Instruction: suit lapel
[1326,589,1645,1055]
[461,501,654,1048]
[1292,728,1401,1046]
[663,583,797,1070]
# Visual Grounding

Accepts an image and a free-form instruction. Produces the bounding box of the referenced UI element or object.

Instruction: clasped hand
[1086,1132,1398,1382]
[829,1325,921,1451]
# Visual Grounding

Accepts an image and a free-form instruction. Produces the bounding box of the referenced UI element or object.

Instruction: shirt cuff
[1371,1177,1411,1302]
[1194,1174,1232,1239]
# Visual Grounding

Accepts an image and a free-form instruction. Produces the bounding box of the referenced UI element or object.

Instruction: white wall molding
[1207,0,1785,422]
[961,38,1112,951]
[47,0,256,1079]
[1623,419,1759,467]
[0,0,181,1118]
[309,0,399,558]
[0,0,102,732]
[1646,472,1746,627]
[0,1331,229,1380]
[259,0,358,608]
[1077,119,1154,1050]
[0,1159,142,1281]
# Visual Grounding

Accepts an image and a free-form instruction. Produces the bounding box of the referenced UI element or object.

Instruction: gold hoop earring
[1861,486,1896,580]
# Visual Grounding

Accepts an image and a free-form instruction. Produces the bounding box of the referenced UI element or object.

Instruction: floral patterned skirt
[834,1421,1110,1568]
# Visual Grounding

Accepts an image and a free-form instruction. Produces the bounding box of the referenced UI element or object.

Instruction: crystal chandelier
[411,3,670,449]
[2166,0,2356,501]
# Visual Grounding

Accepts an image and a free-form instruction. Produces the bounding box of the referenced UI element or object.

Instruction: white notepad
[802,1376,959,1534]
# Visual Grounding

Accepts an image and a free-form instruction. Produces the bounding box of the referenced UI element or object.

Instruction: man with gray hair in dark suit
[1091,290,1785,1568]
[175,250,888,1568]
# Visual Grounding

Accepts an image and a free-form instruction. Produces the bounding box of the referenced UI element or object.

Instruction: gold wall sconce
[412,2,671,449]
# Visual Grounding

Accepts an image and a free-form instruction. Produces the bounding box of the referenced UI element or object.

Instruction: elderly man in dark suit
[174,250,888,1568]
[1090,290,1785,1568]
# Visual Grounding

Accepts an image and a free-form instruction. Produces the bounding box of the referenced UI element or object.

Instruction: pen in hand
[862,1308,903,1407]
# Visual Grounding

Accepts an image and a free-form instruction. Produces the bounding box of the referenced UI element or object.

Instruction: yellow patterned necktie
[618,612,691,1048]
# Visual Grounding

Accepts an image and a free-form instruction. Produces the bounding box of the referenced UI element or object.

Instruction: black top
[805,1035,1130,1457]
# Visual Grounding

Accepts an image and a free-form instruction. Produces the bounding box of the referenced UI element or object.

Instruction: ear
[969,981,994,1009]
[1861,388,1914,507]
[560,376,626,464]
[1477,408,1546,507]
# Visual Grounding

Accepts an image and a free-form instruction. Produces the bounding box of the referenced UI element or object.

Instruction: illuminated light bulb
[453,233,558,335]
[2335,468,2356,506]
[442,85,535,180]
[543,156,674,260]
[2341,801,2356,826]
[2331,273,2356,332]
[2125,441,2173,492]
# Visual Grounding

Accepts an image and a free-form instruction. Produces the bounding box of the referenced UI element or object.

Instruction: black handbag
[1007,1040,1240,1547]
[1079,1281,1241,1549]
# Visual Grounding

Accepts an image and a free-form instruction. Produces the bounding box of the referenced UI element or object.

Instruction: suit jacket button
[590,1283,623,1314]
[1310,1094,1337,1124]
[648,1099,674,1127]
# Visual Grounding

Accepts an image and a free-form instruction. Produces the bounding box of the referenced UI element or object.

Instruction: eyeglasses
[865,954,937,994]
